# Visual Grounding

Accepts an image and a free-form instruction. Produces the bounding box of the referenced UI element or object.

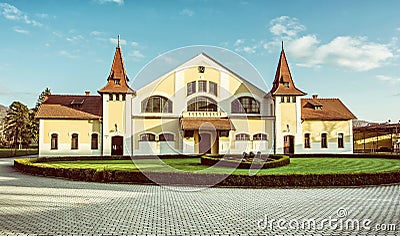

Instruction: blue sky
[0,0,400,122]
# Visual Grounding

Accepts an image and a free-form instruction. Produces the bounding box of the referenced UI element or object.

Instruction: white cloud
[377,75,400,83]
[109,37,127,45]
[0,3,42,26]
[90,31,103,36]
[269,16,305,39]
[236,45,257,54]
[266,16,394,71]
[13,26,29,34]
[131,41,139,47]
[66,35,85,43]
[287,36,394,71]
[234,39,244,46]
[59,50,78,59]
[35,13,48,19]
[180,8,194,17]
[94,0,124,5]
[129,50,144,58]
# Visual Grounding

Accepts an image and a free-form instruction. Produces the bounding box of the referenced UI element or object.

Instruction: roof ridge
[48,94,101,97]
[302,97,340,100]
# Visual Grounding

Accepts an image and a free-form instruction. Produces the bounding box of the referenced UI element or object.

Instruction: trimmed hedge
[201,154,290,169]
[14,156,400,187]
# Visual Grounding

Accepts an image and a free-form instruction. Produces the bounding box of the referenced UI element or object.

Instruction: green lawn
[34,157,400,175]
[0,148,38,158]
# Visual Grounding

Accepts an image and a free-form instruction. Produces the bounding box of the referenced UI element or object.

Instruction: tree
[34,87,51,112]
[3,101,30,152]
[31,88,51,143]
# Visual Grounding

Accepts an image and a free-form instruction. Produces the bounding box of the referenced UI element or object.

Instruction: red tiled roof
[270,48,306,96]
[36,95,102,119]
[301,98,356,120]
[98,42,135,94]
[180,117,235,130]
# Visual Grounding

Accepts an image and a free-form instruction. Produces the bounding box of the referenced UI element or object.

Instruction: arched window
[338,133,344,148]
[140,133,155,141]
[231,96,260,114]
[236,133,250,140]
[304,133,311,148]
[51,133,58,150]
[321,133,327,148]
[71,133,79,150]
[159,133,174,142]
[141,96,172,113]
[91,133,99,150]
[187,96,217,112]
[253,133,267,141]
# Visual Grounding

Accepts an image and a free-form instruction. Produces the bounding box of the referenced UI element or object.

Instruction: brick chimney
[85,91,90,96]
[312,94,318,99]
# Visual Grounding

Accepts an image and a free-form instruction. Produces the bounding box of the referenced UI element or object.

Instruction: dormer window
[70,99,84,108]
[283,82,289,88]
[315,105,323,110]
[114,79,121,85]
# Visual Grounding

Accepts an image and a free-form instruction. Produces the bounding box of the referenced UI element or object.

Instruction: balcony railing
[181,111,228,118]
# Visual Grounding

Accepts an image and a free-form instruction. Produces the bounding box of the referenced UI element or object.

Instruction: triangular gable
[137,52,268,96]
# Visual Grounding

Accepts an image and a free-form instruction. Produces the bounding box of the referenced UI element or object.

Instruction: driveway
[0,157,399,235]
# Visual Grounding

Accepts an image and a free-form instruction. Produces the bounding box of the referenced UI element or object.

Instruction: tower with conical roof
[99,35,135,156]
[270,43,306,155]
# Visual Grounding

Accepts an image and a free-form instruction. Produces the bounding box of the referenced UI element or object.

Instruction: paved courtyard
[0,157,399,236]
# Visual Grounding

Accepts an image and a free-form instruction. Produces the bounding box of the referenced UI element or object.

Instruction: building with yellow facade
[36,40,356,157]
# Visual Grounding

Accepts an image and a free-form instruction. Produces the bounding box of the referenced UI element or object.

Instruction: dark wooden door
[199,133,211,154]
[111,136,123,155]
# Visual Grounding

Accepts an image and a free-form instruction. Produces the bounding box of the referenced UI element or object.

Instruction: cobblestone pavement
[0,157,399,236]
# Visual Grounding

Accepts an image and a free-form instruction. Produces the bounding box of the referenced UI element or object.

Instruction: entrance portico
[180,112,234,155]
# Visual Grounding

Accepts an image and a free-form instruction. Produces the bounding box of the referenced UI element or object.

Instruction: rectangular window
[287,96,291,103]
[321,133,327,148]
[304,133,310,148]
[109,94,113,101]
[292,96,296,103]
[270,104,274,116]
[121,94,126,101]
[281,96,284,103]
[338,133,344,148]
[184,130,194,138]
[220,130,229,137]
[209,82,217,96]
[198,80,207,92]
[51,134,58,150]
[116,94,120,101]
[71,134,79,150]
[91,134,98,149]
[187,81,196,96]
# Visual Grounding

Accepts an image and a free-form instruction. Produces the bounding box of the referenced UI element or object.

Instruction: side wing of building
[36,95,102,157]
